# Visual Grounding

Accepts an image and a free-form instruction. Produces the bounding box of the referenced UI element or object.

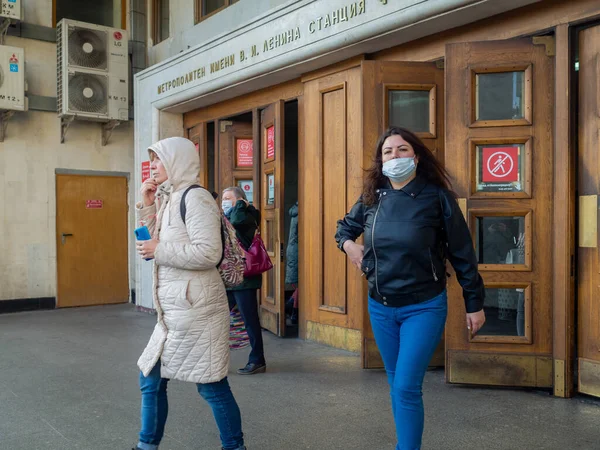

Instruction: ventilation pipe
[129,0,147,117]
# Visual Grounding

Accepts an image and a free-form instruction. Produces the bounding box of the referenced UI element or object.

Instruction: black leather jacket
[335,176,484,313]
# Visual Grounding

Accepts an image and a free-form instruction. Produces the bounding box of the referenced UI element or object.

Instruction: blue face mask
[382,157,416,183]
[222,200,233,216]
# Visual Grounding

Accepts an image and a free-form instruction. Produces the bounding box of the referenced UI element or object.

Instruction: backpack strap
[180,184,226,267]
[180,184,202,225]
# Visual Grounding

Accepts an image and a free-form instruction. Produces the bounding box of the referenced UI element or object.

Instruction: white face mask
[382,157,417,183]
[221,200,233,215]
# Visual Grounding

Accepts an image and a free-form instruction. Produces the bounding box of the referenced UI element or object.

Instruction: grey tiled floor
[1,304,599,450]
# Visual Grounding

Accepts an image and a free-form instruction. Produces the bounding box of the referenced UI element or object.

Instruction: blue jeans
[227,289,266,365]
[138,362,245,450]
[368,291,448,450]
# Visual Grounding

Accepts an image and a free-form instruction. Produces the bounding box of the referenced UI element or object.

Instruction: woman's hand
[137,239,159,259]
[466,309,486,337]
[343,241,364,270]
[140,179,159,207]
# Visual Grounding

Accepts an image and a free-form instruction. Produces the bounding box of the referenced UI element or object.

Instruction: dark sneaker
[237,362,266,375]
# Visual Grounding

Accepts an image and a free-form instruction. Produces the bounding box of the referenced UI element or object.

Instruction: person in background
[134,137,246,450]
[222,186,267,375]
[285,201,299,324]
[335,126,485,450]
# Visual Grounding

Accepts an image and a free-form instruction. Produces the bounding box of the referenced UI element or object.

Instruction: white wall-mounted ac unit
[1,0,22,22]
[57,19,129,122]
[0,45,25,111]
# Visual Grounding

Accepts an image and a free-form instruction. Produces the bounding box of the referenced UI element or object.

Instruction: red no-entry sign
[482,147,519,183]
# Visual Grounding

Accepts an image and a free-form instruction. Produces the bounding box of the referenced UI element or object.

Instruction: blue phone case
[134,226,153,260]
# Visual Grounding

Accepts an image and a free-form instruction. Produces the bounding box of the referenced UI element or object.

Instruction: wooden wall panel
[373,0,600,63]
[577,24,600,398]
[322,86,348,312]
[184,80,303,128]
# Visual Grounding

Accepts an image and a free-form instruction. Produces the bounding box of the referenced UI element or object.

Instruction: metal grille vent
[57,23,63,113]
[68,26,108,71]
[68,73,108,114]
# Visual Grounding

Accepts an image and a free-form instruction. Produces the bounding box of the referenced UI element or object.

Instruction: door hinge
[280,242,284,262]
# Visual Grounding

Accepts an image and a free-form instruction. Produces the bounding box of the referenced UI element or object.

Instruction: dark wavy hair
[362,126,453,206]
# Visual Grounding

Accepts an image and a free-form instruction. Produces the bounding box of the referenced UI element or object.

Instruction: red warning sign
[482,147,519,183]
[266,126,275,159]
[86,200,103,209]
[237,139,253,167]
[141,161,151,182]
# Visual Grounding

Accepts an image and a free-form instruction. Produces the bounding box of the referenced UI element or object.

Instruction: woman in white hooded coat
[134,137,246,450]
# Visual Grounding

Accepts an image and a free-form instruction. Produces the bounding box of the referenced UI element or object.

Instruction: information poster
[267,174,275,205]
[236,139,254,167]
[266,126,275,159]
[238,180,254,204]
[141,161,151,182]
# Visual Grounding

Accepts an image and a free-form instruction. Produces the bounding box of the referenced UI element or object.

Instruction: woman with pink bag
[221,187,268,375]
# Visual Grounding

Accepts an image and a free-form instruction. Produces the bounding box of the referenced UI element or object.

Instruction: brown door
[259,101,286,336]
[445,38,554,387]
[577,24,600,397]
[216,119,255,202]
[56,174,129,307]
[301,66,363,352]
[188,122,210,189]
[361,60,445,368]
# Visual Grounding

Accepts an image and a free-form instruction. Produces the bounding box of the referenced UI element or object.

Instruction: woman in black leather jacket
[335,126,485,450]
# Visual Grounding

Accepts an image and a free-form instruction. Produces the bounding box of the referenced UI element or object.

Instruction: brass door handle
[61,233,73,245]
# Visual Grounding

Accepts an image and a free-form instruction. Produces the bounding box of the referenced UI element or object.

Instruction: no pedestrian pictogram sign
[482,147,519,183]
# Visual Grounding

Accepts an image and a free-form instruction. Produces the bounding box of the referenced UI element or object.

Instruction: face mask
[382,157,417,183]
[221,200,233,215]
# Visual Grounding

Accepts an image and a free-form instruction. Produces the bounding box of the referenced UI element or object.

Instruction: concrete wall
[0,1,135,302]
[148,0,290,65]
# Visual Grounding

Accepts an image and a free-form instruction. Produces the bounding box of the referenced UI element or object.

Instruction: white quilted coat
[136,137,230,384]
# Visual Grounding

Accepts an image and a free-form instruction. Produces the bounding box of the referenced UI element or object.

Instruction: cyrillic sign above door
[139,0,539,108]
[154,0,372,98]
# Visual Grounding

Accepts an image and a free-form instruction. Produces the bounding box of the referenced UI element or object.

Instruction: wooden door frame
[258,100,286,336]
[187,122,209,189]
[552,24,577,398]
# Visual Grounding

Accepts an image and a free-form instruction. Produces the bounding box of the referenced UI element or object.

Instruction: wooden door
[577,24,600,397]
[361,61,445,368]
[301,66,363,352]
[445,38,554,388]
[188,122,209,189]
[56,174,129,307]
[259,101,286,336]
[216,119,254,202]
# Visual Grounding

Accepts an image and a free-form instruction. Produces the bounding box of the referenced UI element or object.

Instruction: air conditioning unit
[0,45,25,111]
[57,19,128,122]
[0,0,23,22]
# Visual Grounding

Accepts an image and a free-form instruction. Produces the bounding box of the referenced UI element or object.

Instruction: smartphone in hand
[135,226,154,261]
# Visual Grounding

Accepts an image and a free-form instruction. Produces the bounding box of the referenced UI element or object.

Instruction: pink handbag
[243,232,273,277]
